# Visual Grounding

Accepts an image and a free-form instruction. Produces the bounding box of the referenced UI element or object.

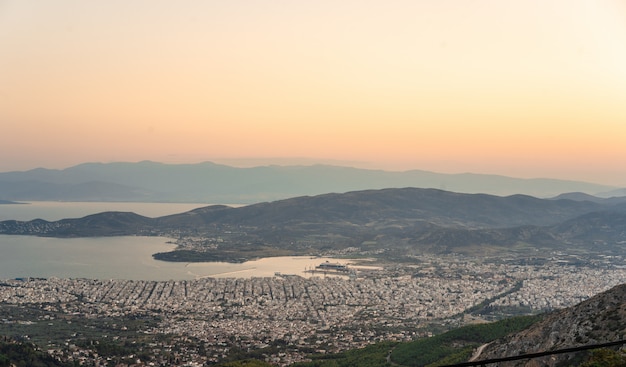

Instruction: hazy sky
[1,0,626,185]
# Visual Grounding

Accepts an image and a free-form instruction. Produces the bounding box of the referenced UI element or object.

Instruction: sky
[1,0,626,186]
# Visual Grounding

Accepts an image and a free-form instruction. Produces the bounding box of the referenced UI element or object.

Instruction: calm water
[0,202,349,280]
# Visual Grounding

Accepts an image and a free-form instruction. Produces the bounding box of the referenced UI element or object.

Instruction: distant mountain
[0,161,620,203]
[2,187,626,262]
[551,192,626,204]
[597,187,626,198]
[479,283,626,366]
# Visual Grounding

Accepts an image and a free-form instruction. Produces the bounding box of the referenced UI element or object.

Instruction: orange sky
[1,0,626,185]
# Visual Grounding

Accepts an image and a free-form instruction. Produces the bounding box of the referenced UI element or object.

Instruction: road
[469,342,492,362]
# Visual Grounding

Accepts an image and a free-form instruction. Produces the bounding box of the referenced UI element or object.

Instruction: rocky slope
[479,283,626,366]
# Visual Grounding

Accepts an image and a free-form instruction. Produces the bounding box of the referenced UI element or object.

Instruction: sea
[0,201,350,281]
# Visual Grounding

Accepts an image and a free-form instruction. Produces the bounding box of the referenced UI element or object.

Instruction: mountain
[2,187,626,262]
[155,188,613,228]
[551,192,626,204]
[598,188,626,198]
[478,283,626,366]
[0,161,620,203]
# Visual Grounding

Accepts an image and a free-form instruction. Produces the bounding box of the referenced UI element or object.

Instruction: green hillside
[293,315,541,367]
[391,315,541,366]
[293,341,397,367]
[0,338,73,367]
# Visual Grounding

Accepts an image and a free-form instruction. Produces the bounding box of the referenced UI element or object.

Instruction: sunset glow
[1,0,626,185]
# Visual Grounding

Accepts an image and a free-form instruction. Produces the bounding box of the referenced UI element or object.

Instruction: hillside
[478,283,626,366]
[551,192,626,204]
[154,188,612,228]
[0,161,620,203]
[388,316,542,367]
[0,337,73,367]
[292,284,626,367]
[1,188,626,262]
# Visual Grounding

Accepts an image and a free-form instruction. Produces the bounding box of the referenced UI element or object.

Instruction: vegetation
[390,315,542,367]
[3,304,622,367]
[579,348,626,367]
[289,316,539,367]
[0,337,74,367]
[0,304,160,348]
[292,341,397,367]
[213,359,274,367]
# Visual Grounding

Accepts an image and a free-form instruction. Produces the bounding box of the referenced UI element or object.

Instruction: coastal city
[3,0,626,365]
[1,253,625,366]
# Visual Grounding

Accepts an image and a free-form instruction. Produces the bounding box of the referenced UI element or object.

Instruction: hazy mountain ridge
[479,283,626,367]
[0,161,620,203]
[551,192,626,204]
[156,188,616,229]
[2,188,626,261]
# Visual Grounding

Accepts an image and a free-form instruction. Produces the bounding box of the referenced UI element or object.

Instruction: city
[1,253,625,366]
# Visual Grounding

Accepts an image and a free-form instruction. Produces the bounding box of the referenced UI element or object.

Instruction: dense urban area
[1,252,625,366]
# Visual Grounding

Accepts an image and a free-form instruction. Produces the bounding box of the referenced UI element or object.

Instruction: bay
[0,235,182,280]
[0,235,351,281]
[0,201,352,281]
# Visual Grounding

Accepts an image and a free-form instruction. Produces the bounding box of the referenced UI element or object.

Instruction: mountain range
[0,161,623,203]
[2,187,626,262]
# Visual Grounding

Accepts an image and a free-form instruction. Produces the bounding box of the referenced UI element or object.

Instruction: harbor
[304,260,355,277]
